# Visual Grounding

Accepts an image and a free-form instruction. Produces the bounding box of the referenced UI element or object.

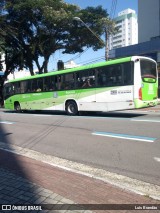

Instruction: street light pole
[73,17,107,60]
[105,28,109,61]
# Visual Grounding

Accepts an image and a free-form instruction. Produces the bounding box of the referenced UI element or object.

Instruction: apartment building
[109,8,138,50]
[138,0,160,43]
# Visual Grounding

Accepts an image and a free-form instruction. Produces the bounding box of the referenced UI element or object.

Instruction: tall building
[138,0,160,43]
[109,8,138,50]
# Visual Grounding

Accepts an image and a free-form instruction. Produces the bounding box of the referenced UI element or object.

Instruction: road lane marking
[154,157,160,162]
[132,119,160,123]
[0,121,14,125]
[92,131,156,142]
[33,115,52,117]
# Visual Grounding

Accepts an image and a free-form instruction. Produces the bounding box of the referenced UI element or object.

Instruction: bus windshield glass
[140,59,157,82]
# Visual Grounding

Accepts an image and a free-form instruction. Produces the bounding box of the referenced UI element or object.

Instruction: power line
[81,56,105,65]
[64,48,90,63]
[64,2,117,64]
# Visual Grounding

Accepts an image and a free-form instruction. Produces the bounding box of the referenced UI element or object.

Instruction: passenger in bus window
[82,78,92,88]
[77,78,83,88]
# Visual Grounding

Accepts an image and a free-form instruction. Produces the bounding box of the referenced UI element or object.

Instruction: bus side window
[123,62,133,85]
[44,76,57,91]
[43,77,49,91]
[63,73,75,90]
[114,65,123,85]
[80,70,95,88]
[21,81,28,93]
[27,80,32,92]
[37,78,43,92]
[4,83,14,97]
[14,82,21,94]
[97,70,103,86]
[97,68,108,86]
[31,80,37,92]
[58,75,63,90]
[75,73,83,88]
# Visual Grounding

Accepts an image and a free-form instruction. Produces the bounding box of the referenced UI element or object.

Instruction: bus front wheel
[14,102,21,113]
[66,101,78,116]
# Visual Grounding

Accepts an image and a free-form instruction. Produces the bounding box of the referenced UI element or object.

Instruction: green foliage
[0,0,114,76]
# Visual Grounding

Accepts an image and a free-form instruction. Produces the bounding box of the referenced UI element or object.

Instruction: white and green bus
[3,56,158,115]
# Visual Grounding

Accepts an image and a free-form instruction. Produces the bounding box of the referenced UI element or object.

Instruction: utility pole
[105,28,109,61]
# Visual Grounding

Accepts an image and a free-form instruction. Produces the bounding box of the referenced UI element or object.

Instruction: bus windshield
[140,59,157,82]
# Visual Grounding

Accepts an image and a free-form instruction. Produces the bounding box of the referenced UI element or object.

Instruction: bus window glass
[37,78,43,92]
[44,76,57,91]
[140,60,157,81]
[123,62,134,85]
[21,81,28,93]
[27,80,32,92]
[3,83,14,98]
[97,62,133,87]
[76,69,95,89]
[32,78,43,92]
[61,73,75,90]
[14,82,21,93]
[97,65,120,87]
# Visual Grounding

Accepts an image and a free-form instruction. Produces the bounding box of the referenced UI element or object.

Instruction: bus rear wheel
[66,101,78,116]
[14,102,21,112]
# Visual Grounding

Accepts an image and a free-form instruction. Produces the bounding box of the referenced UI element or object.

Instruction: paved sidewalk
[0,104,160,212]
[0,148,160,213]
[135,104,160,112]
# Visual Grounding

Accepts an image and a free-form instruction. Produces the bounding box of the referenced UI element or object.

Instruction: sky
[47,0,138,71]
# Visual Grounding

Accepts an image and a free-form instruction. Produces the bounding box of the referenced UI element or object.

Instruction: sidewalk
[135,104,160,112]
[0,103,160,212]
[0,148,160,213]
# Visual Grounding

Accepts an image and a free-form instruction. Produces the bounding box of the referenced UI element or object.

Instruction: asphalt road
[0,108,160,186]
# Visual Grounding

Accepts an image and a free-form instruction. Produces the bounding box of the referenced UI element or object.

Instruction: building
[109,8,138,50]
[64,61,79,69]
[109,0,160,96]
[138,0,160,43]
[109,1,160,64]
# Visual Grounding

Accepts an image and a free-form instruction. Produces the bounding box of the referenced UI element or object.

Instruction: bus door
[43,76,57,110]
[75,70,96,111]
[53,74,77,111]
[28,78,44,110]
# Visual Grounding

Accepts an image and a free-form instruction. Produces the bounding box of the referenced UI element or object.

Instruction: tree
[2,0,81,74]
[100,17,117,60]
[1,0,114,75]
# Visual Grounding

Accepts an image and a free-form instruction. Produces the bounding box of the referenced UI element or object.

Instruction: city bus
[3,56,158,115]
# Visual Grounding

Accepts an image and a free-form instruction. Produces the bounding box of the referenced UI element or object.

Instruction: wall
[138,0,160,42]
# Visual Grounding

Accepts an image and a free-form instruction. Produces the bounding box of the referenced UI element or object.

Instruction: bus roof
[8,56,133,83]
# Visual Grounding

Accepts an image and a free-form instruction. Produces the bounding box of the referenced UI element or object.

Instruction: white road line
[154,157,160,162]
[92,132,156,142]
[132,119,160,123]
[33,115,52,117]
[0,121,14,125]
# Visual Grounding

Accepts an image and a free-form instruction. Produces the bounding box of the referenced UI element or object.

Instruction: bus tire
[65,101,78,116]
[14,102,21,113]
